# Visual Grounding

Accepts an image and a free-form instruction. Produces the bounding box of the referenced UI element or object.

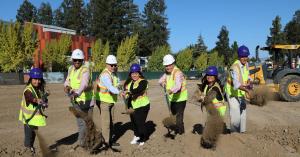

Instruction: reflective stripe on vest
[67,65,93,102]
[127,79,150,109]
[166,66,188,102]
[18,84,46,126]
[204,83,226,117]
[96,68,118,103]
[225,60,249,97]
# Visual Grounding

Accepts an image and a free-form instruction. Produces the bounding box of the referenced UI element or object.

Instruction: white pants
[226,95,247,133]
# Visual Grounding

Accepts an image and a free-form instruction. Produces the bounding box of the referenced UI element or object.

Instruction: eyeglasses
[73,59,83,62]
[110,64,117,67]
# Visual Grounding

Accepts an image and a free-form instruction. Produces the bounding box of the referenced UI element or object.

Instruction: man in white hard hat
[94,54,120,148]
[64,49,93,149]
[159,54,188,136]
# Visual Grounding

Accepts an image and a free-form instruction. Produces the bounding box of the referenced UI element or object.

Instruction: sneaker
[130,136,140,144]
[138,142,144,146]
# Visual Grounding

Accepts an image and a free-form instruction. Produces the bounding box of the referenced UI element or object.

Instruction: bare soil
[0,80,300,157]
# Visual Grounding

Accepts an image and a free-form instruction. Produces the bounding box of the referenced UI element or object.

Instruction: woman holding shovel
[122,63,150,146]
[19,68,48,155]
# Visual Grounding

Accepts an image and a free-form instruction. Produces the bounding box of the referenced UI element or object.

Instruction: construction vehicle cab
[251,44,300,102]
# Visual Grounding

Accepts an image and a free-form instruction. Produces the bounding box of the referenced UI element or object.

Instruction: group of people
[18,45,253,154]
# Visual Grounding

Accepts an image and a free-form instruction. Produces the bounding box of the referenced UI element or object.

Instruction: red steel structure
[30,23,95,68]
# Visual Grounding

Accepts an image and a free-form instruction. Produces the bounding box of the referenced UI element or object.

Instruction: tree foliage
[21,22,37,69]
[16,0,37,24]
[194,52,208,71]
[215,26,231,66]
[140,0,169,56]
[193,34,207,58]
[0,22,23,72]
[91,39,110,72]
[42,34,72,72]
[147,45,170,71]
[37,2,53,25]
[176,48,193,71]
[117,34,138,71]
[208,50,224,67]
[284,10,300,45]
[229,41,239,66]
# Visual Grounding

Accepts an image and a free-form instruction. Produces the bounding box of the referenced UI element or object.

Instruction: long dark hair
[201,75,223,92]
[123,71,145,89]
[27,78,46,91]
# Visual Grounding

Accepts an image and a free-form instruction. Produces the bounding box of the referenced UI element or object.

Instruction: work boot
[130,136,140,144]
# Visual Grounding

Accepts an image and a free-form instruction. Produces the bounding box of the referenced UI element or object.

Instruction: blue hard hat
[130,63,141,73]
[238,45,250,58]
[29,68,43,79]
[206,66,218,76]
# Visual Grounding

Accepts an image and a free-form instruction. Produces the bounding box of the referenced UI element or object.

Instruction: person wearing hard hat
[94,54,120,148]
[200,66,226,117]
[122,63,150,146]
[19,68,48,155]
[225,45,252,133]
[64,49,93,149]
[159,54,188,135]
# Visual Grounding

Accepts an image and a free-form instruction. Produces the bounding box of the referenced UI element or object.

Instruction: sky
[0,0,299,59]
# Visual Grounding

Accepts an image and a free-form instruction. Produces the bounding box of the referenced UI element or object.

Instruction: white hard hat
[71,49,84,59]
[163,54,175,66]
[106,55,117,64]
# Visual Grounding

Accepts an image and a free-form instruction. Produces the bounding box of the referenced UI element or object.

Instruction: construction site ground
[0,80,300,157]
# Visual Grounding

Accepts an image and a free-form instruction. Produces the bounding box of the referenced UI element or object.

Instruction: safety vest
[96,68,119,104]
[166,66,188,102]
[66,65,93,102]
[225,60,249,97]
[204,83,226,117]
[18,84,46,126]
[126,79,150,109]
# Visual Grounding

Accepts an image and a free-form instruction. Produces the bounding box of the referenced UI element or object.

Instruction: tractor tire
[279,75,300,102]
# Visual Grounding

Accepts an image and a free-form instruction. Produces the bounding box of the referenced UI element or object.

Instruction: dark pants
[24,124,38,148]
[170,101,186,134]
[130,104,150,142]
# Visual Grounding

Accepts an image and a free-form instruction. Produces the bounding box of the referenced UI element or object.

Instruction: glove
[71,92,79,100]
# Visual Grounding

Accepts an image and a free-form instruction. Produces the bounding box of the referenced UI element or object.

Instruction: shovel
[162,86,177,129]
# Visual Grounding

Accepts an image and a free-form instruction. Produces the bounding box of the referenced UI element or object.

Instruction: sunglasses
[110,64,117,67]
[73,59,83,62]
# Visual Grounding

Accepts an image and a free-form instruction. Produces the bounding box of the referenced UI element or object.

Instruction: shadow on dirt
[48,133,78,150]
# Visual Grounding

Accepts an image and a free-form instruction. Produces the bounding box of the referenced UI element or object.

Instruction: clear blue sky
[0,0,299,58]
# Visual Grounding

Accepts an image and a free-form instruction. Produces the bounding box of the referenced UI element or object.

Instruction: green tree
[21,22,37,69]
[215,26,231,66]
[140,0,169,56]
[117,34,138,71]
[16,0,37,23]
[42,34,71,72]
[148,45,170,71]
[59,0,85,34]
[208,50,224,67]
[284,10,300,45]
[194,52,208,71]
[193,34,207,58]
[0,22,23,72]
[267,16,286,46]
[53,7,64,27]
[89,0,141,53]
[37,2,53,25]
[176,48,193,71]
[91,39,110,72]
[229,41,239,66]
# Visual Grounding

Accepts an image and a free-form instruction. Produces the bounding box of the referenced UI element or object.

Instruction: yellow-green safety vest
[66,65,93,102]
[166,66,188,102]
[126,79,150,109]
[18,84,46,126]
[225,60,249,97]
[96,68,119,104]
[204,83,226,117]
